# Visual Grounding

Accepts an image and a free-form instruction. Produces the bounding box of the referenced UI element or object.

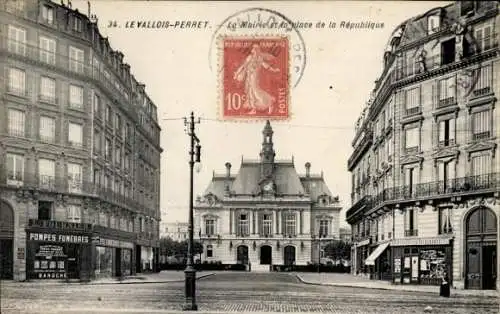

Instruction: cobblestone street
[1,272,498,313]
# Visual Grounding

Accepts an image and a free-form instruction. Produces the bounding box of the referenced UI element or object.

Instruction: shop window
[38,201,52,220]
[206,245,213,258]
[419,248,447,285]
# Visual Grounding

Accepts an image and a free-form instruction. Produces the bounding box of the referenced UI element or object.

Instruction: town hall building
[194,121,342,270]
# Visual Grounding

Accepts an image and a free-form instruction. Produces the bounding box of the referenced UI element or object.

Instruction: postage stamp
[220,36,290,120]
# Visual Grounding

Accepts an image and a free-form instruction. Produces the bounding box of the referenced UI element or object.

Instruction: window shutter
[449,119,456,143]
[438,121,445,143]
[438,162,445,182]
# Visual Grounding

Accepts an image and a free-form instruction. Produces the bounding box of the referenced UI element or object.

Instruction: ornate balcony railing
[0,171,147,214]
[405,229,418,237]
[0,36,139,123]
[371,173,499,210]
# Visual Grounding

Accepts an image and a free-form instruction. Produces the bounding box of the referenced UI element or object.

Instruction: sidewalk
[1,270,215,286]
[294,272,499,298]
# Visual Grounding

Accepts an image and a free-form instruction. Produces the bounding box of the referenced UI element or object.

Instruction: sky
[72,0,452,227]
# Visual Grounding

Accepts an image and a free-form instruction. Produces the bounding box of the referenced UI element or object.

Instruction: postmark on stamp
[210,8,306,121]
[220,36,290,120]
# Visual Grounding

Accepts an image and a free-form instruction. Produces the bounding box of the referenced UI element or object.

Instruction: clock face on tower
[263,181,274,192]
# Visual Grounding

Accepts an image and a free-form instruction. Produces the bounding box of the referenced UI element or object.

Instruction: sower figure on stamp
[233,44,280,115]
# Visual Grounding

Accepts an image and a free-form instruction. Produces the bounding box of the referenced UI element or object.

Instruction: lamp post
[183,112,201,311]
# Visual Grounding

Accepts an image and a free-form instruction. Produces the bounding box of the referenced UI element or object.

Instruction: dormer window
[42,5,54,24]
[73,16,83,32]
[428,15,440,35]
[460,1,475,17]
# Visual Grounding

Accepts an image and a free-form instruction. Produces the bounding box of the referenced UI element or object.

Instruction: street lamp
[183,112,201,311]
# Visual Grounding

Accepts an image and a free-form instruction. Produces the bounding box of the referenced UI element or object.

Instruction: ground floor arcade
[197,238,319,266]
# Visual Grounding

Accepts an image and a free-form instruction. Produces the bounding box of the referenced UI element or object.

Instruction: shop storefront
[26,229,92,280]
[93,237,134,279]
[354,238,371,276]
[391,237,453,286]
[365,242,391,280]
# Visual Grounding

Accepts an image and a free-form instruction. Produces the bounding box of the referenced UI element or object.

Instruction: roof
[199,121,339,205]
[202,161,334,200]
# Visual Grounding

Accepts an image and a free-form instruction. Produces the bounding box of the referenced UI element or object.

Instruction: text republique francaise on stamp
[221,37,290,120]
[211,8,307,121]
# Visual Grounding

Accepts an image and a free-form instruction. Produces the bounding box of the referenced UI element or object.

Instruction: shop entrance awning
[365,242,390,266]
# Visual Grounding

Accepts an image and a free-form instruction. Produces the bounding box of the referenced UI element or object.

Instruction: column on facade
[271,209,278,234]
[252,210,256,234]
[229,209,233,235]
[276,209,281,235]
[299,210,303,235]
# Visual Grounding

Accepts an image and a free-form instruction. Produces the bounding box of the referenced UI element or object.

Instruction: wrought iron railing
[1,171,146,213]
[0,36,139,122]
[371,173,499,209]
[405,229,418,237]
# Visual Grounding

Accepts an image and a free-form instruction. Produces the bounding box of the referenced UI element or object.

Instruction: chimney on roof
[305,162,311,177]
[225,162,231,177]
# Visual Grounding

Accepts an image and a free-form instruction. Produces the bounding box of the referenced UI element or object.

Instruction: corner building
[0,0,162,281]
[346,1,499,290]
[194,121,342,270]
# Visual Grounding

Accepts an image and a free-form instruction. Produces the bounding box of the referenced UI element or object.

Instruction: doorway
[0,200,14,280]
[260,245,272,265]
[284,246,295,266]
[135,245,142,273]
[236,245,249,265]
[465,206,497,290]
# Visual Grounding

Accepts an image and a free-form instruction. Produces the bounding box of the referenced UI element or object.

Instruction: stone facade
[194,121,342,268]
[346,1,499,290]
[0,0,162,281]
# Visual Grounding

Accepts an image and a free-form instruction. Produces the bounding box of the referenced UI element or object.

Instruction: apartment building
[346,1,498,290]
[0,0,162,281]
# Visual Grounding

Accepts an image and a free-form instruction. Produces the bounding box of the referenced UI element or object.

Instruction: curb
[294,274,499,298]
[88,272,216,285]
[4,273,216,287]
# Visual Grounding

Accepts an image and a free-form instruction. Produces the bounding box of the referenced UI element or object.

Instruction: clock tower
[260,120,275,178]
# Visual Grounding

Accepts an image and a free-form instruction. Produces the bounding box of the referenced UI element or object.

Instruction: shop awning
[365,242,390,266]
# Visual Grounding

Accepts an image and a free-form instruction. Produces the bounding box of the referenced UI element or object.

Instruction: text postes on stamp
[221,36,290,120]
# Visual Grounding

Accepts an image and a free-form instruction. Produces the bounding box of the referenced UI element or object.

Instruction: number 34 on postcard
[220,36,290,120]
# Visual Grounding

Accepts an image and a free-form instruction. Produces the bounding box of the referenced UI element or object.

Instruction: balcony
[28,219,93,232]
[438,139,455,148]
[38,94,57,105]
[371,173,499,210]
[0,36,140,125]
[405,229,418,237]
[405,106,421,117]
[437,97,456,108]
[472,86,492,98]
[0,171,145,213]
[346,195,372,223]
[472,131,491,141]
[347,130,373,171]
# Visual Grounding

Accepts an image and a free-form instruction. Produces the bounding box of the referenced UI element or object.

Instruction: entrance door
[115,248,122,277]
[0,200,14,279]
[135,245,142,273]
[66,244,80,279]
[466,206,497,290]
[236,245,248,265]
[260,245,272,265]
[284,246,295,266]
